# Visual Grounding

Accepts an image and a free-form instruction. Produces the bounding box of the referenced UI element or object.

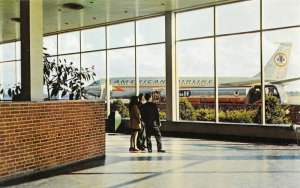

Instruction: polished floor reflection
[6,134,300,188]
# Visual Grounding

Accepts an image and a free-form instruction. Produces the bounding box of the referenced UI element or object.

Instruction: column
[20,0,44,101]
[165,12,178,121]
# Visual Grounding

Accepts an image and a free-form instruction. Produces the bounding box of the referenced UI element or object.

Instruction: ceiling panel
[0,0,243,43]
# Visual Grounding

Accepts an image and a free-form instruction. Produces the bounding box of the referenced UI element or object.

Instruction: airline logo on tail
[274,53,288,67]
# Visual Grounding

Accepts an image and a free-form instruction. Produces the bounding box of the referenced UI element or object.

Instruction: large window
[216,34,260,123]
[39,17,166,118]
[81,51,106,100]
[3,0,298,125]
[108,48,135,105]
[0,42,20,101]
[263,28,300,124]
[175,0,300,125]
[137,44,166,117]
[177,39,215,121]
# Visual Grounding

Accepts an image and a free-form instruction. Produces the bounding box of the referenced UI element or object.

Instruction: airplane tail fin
[254,43,292,80]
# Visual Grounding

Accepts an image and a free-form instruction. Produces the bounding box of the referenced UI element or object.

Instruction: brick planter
[0,101,105,182]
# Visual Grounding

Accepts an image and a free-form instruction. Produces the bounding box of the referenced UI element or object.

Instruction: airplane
[84,43,300,104]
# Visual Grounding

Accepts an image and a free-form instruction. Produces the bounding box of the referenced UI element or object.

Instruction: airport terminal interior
[1,0,300,187]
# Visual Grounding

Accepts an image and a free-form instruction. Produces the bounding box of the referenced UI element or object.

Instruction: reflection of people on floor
[140,93,165,153]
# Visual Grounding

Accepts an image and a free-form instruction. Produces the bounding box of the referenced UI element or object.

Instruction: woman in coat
[129,96,142,152]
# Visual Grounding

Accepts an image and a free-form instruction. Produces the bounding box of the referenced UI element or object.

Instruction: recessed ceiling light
[62,3,84,10]
[11,17,20,22]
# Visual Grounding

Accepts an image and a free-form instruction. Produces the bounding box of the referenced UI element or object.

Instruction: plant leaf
[61,90,67,97]
[8,89,12,97]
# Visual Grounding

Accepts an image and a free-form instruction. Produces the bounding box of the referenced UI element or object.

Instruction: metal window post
[165,11,178,121]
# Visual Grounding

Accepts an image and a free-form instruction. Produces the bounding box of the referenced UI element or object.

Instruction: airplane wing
[221,77,300,86]
[220,78,261,86]
[269,77,300,85]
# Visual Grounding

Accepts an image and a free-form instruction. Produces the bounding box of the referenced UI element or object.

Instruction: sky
[1,0,300,95]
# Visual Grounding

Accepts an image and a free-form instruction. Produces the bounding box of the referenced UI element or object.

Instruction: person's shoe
[158,149,166,153]
[148,149,152,153]
[129,147,134,152]
[132,148,140,152]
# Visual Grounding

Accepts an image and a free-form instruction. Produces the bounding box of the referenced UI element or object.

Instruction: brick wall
[0,101,105,182]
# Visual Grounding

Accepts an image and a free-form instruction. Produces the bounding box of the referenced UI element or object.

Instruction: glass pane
[16,61,21,85]
[81,51,106,100]
[216,0,260,35]
[16,41,21,60]
[177,39,215,121]
[108,22,134,48]
[136,16,165,45]
[137,44,166,119]
[137,44,165,77]
[43,35,57,55]
[50,54,80,99]
[43,56,57,97]
[0,43,15,61]
[0,62,16,100]
[176,8,214,40]
[58,54,80,69]
[263,28,300,125]
[81,27,106,51]
[263,0,300,29]
[216,33,260,124]
[58,31,80,54]
[108,48,135,117]
[0,62,16,87]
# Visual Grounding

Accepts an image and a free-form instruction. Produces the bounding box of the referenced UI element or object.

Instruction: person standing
[128,96,141,152]
[137,94,147,150]
[140,93,165,153]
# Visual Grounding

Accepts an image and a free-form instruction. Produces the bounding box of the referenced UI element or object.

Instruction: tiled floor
[5,134,300,188]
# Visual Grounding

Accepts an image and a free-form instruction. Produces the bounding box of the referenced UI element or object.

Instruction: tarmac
[3,133,300,188]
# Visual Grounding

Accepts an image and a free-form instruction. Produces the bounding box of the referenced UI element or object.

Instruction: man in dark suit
[137,94,147,151]
[140,93,165,153]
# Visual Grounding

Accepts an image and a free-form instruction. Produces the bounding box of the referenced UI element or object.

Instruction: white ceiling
[0,0,243,43]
